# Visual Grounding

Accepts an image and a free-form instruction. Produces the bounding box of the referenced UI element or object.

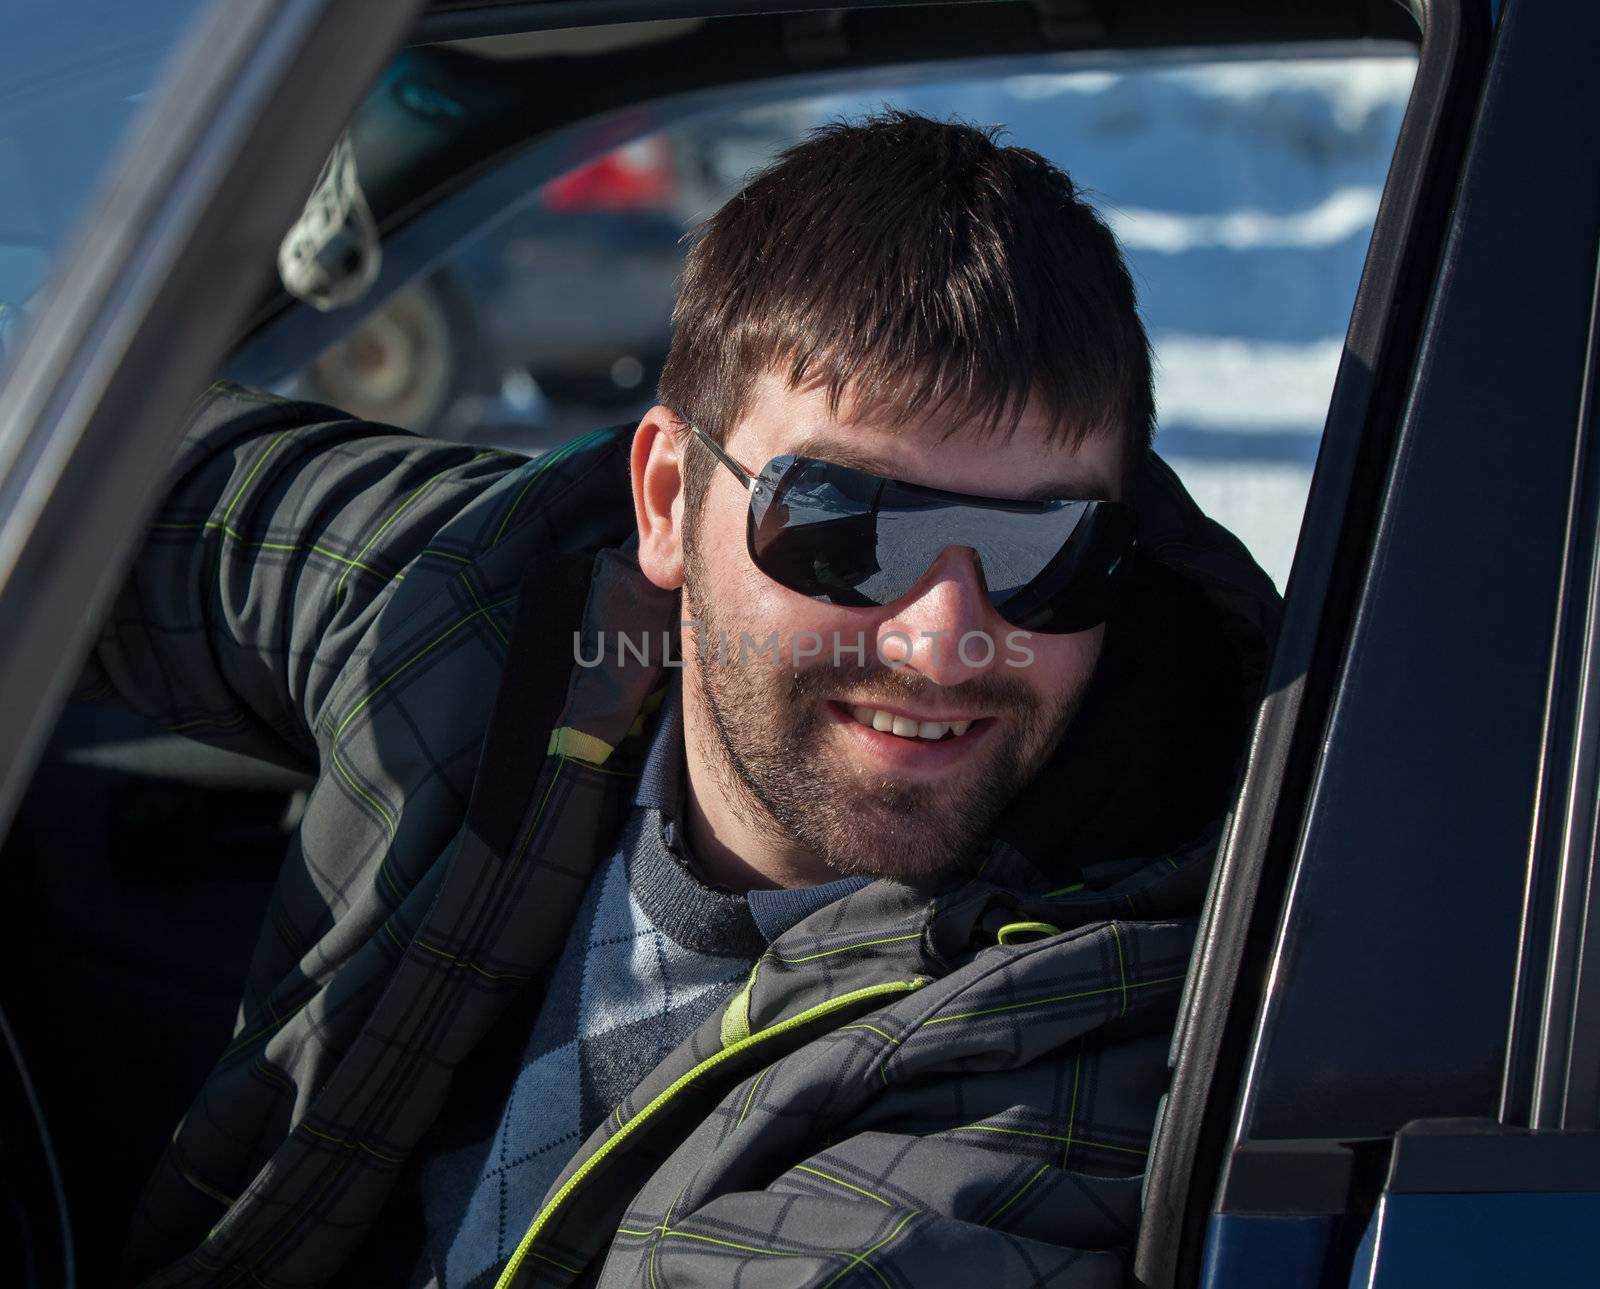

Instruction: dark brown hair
[659,109,1154,512]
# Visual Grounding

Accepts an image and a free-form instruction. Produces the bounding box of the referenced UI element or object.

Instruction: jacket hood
[983,449,1283,895]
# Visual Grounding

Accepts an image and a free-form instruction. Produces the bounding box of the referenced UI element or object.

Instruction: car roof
[234,0,1420,355]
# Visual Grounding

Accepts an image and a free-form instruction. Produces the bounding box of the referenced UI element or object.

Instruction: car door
[0,1,426,1283]
[1137,0,1600,1285]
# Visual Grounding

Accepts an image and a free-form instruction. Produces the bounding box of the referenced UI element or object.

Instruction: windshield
[0,0,215,366]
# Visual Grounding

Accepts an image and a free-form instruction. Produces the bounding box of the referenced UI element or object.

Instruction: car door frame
[1140,1,1600,1285]
[0,2,423,1282]
[0,0,426,842]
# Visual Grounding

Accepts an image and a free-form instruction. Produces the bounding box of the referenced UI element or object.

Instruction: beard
[680,548,1093,883]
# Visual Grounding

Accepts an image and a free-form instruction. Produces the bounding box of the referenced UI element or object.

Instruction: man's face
[678,371,1127,883]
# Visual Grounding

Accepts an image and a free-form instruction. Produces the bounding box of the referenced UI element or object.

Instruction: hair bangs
[661,109,1153,513]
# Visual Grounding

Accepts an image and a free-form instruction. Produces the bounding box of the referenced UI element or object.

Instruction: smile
[847,705,977,741]
[825,701,993,773]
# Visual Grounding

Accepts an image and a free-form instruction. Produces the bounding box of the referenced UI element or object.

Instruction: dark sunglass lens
[992,503,1136,633]
[749,459,885,605]
[747,456,1135,631]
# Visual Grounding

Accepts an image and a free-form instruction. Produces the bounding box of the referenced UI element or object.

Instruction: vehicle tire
[300,271,486,433]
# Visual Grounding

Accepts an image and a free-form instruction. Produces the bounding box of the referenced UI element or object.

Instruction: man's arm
[506,911,1188,1288]
[76,381,525,771]
[598,1040,1160,1288]
[593,1024,1164,1288]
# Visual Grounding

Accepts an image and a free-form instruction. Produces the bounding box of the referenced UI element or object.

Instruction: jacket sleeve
[597,1032,1165,1287]
[76,381,526,772]
[590,920,1187,1288]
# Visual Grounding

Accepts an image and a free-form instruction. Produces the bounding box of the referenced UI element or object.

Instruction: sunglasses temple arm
[689,424,759,491]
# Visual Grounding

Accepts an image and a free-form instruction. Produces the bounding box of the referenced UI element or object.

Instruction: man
[89,112,1279,1287]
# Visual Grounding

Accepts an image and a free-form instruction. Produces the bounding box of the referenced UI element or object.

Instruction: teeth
[848,706,975,741]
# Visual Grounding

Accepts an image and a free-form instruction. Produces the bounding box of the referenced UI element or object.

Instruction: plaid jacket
[85,383,1280,1288]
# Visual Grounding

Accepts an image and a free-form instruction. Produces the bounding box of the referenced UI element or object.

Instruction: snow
[1109,187,1384,254]
[1161,58,1420,131]
[1152,334,1344,432]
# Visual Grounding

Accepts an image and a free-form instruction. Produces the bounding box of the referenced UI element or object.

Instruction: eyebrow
[787,434,1113,502]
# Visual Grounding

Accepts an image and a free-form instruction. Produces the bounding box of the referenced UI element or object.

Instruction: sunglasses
[687,425,1137,635]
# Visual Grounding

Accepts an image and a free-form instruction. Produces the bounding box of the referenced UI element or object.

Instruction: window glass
[281,51,1416,590]
[0,0,218,375]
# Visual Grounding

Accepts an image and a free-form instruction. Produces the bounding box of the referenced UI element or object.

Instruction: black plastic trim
[1218,1137,1391,1217]
[1387,1119,1600,1195]
[411,0,1420,45]
[420,0,1026,39]
[1200,0,1600,1274]
[1235,0,1600,1134]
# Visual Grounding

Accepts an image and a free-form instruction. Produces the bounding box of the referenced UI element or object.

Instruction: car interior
[3,0,1527,1285]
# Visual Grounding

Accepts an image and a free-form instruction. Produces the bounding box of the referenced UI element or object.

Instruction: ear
[631,405,687,590]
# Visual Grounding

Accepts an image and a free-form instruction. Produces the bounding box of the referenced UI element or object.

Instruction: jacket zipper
[495,976,928,1288]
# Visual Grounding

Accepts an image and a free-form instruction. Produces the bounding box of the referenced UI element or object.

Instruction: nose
[874,547,1001,685]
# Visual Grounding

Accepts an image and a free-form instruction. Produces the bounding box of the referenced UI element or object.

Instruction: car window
[0,0,219,376]
[273,49,1416,591]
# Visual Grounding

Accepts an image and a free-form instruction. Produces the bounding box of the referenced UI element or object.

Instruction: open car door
[1140,1,1600,1286]
[0,1,423,1283]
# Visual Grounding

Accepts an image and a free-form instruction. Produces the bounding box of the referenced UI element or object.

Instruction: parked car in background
[282,103,816,446]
